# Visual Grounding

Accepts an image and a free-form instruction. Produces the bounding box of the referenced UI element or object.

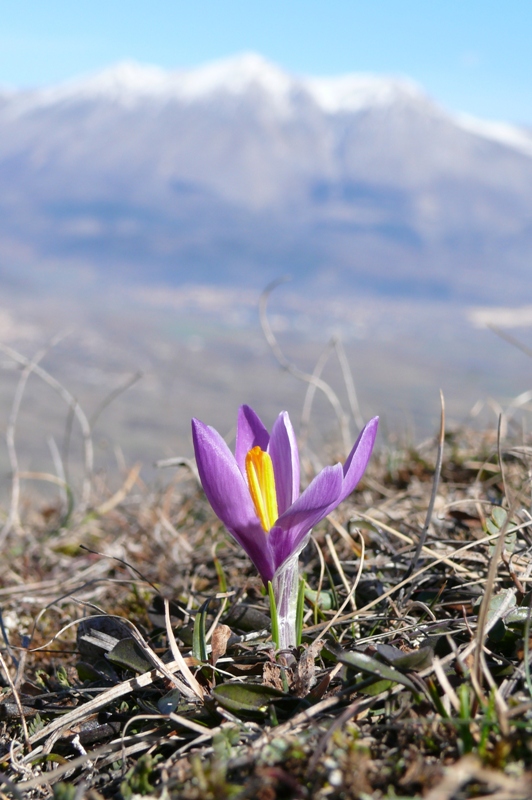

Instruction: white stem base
[271,551,301,650]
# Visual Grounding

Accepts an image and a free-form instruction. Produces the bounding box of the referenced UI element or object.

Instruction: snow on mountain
[174,53,294,103]
[14,54,296,112]
[303,73,427,114]
[5,53,529,160]
[454,112,532,157]
[0,54,440,117]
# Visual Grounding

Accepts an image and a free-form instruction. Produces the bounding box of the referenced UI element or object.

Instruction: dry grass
[1,418,532,799]
[2,294,532,799]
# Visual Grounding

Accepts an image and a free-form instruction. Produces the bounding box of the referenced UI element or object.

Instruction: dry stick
[479,648,510,730]
[89,369,143,428]
[432,655,461,713]
[337,527,366,644]
[328,513,362,556]
[354,511,469,574]
[78,545,160,594]
[0,560,111,600]
[164,598,205,700]
[0,341,94,511]
[472,417,515,704]
[310,535,327,620]
[318,528,365,641]
[0,652,30,748]
[10,470,72,543]
[17,471,69,489]
[303,526,517,636]
[124,622,201,700]
[300,337,338,447]
[17,657,199,752]
[325,533,357,613]
[488,323,532,360]
[403,389,445,582]
[47,435,68,509]
[61,401,76,487]
[155,456,200,483]
[13,733,161,791]
[94,462,141,516]
[0,337,63,542]
[333,336,365,432]
[259,279,352,455]
[158,511,194,554]
[325,533,357,611]
[497,412,510,510]
[501,389,532,434]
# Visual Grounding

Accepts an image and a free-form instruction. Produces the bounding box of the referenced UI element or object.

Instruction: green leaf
[55,665,71,688]
[505,607,532,628]
[304,587,335,611]
[76,659,118,682]
[268,581,279,650]
[376,644,433,671]
[213,554,228,594]
[158,689,182,715]
[296,577,306,646]
[358,679,394,695]
[53,783,78,800]
[192,598,210,663]
[106,638,153,673]
[474,588,516,626]
[486,508,516,554]
[212,682,288,719]
[329,645,420,694]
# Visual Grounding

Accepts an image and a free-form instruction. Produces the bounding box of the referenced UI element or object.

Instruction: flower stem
[271,552,301,650]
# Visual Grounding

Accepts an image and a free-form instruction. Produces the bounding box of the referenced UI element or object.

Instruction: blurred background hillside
[1,0,531,493]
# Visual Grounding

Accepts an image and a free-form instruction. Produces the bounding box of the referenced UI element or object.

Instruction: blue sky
[0,0,530,124]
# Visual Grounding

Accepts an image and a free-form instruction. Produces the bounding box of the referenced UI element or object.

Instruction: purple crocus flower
[192,405,378,648]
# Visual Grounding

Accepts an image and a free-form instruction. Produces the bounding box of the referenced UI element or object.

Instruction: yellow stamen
[245,446,279,532]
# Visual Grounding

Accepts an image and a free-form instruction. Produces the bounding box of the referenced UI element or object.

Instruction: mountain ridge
[1,54,428,113]
[0,54,531,305]
[4,53,531,154]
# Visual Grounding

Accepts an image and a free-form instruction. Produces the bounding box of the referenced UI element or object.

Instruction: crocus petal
[192,418,275,582]
[337,416,379,504]
[274,463,344,552]
[268,411,300,515]
[234,405,270,476]
[192,418,258,532]
[268,526,313,575]
[226,525,276,584]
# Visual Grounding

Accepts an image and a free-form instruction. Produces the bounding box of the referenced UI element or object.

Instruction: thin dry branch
[89,369,143,428]
[0,336,65,542]
[0,341,94,511]
[404,389,446,581]
[333,335,365,431]
[259,279,352,454]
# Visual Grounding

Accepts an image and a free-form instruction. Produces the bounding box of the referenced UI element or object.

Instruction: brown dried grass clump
[0,416,532,799]
[2,296,532,799]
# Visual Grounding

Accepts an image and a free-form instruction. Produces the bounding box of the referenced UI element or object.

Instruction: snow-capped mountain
[1,54,531,303]
[4,53,426,111]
